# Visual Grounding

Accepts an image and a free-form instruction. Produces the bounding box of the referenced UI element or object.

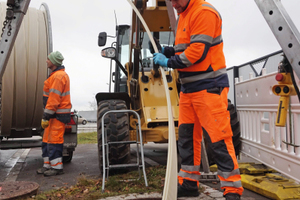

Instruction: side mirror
[101,47,116,59]
[98,32,107,47]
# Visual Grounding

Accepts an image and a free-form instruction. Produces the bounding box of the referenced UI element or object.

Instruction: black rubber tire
[97,100,130,174]
[63,151,73,163]
[82,120,87,125]
[204,99,241,166]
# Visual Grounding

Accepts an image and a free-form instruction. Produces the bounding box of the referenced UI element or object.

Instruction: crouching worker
[37,51,72,176]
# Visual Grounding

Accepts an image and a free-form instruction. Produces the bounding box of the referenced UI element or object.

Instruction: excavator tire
[204,99,241,166]
[97,100,130,174]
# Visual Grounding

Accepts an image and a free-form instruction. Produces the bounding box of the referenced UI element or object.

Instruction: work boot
[224,193,241,200]
[43,168,64,177]
[36,167,50,174]
[177,186,200,198]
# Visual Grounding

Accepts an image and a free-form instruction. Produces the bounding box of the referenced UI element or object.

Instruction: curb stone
[98,183,225,200]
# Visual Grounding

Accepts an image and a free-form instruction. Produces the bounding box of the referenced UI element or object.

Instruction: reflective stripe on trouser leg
[49,143,63,169]
[42,142,50,168]
[43,157,51,168]
[191,87,243,196]
[178,94,203,191]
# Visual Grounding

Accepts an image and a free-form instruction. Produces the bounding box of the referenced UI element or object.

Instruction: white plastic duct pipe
[126,1,177,199]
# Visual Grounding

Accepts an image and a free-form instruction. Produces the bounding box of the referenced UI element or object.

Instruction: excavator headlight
[101,47,116,59]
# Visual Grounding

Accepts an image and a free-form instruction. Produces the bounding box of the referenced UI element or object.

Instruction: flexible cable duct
[126,1,177,199]
[0,2,50,136]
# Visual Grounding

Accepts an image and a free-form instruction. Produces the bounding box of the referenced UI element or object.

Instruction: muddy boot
[177,186,200,198]
[36,167,50,174]
[224,193,241,200]
[43,168,64,177]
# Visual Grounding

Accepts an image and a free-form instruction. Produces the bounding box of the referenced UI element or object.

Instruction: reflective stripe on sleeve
[191,34,213,44]
[179,52,193,67]
[56,108,71,113]
[44,109,55,115]
[174,43,190,53]
[61,91,70,96]
[43,91,49,96]
[179,68,227,84]
[49,88,62,96]
[202,3,222,20]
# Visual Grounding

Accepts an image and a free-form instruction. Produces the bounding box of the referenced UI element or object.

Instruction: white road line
[4,149,30,182]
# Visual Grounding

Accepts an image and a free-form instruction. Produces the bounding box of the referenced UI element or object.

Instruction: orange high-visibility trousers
[177,87,243,196]
[42,118,65,169]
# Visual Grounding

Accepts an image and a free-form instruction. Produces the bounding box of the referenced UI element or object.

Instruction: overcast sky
[16,0,300,111]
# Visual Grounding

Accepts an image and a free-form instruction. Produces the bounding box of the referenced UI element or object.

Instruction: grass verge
[24,165,166,200]
[77,131,97,144]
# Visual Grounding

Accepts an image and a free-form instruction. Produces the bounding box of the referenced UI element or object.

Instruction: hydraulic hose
[126,1,177,199]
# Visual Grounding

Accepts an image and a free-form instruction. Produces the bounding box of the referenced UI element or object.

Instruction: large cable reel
[0,2,52,136]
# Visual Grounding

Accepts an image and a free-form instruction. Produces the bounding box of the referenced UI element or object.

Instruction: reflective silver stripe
[180,68,227,84]
[181,165,200,172]
[43,91,49,96]
[57,108,71,113]
[178,170,201,181]
[202,4,222,20]
[174,43,189,52]
[61,91,70,96]
[220,180,242,188]
[191,34,213,44]
[44,109,55,115]
[179,52,193,67]
[43,157,50,168]
[218,169,241,179]
[212,35,223,46]
[49,88,62,96]
[50,157,63,169]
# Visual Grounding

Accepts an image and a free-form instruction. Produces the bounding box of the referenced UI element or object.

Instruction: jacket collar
[49,65,65,77]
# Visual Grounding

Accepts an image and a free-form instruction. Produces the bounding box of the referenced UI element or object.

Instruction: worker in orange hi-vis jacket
[151,0,244,199]
[37,51,72,177]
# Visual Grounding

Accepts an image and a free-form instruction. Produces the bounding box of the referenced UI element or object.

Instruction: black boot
[224,193,241,200]
[177,186,200,198]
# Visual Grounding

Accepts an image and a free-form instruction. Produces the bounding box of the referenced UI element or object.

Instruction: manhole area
[0,181,39,200]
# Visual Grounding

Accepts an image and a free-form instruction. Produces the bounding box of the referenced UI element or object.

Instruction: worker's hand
[41,119,49,129]
[153,53,168,68]
[148,38,164,54]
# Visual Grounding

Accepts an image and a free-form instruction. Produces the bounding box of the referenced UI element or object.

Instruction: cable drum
[0,2,51,136]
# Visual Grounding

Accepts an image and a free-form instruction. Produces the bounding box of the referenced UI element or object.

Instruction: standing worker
[152,0,243,199]
[37,51,72,176]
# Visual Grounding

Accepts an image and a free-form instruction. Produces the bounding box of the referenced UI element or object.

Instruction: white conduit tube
[126,1,177,199]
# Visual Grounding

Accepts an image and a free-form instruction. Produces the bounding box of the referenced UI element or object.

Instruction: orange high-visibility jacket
[166,0,229,93]
[43,66,71,124]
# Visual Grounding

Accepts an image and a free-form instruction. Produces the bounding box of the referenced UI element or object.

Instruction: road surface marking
[4,149,30,182]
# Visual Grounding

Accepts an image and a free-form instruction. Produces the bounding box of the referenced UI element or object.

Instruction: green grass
[77,132,97,144]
